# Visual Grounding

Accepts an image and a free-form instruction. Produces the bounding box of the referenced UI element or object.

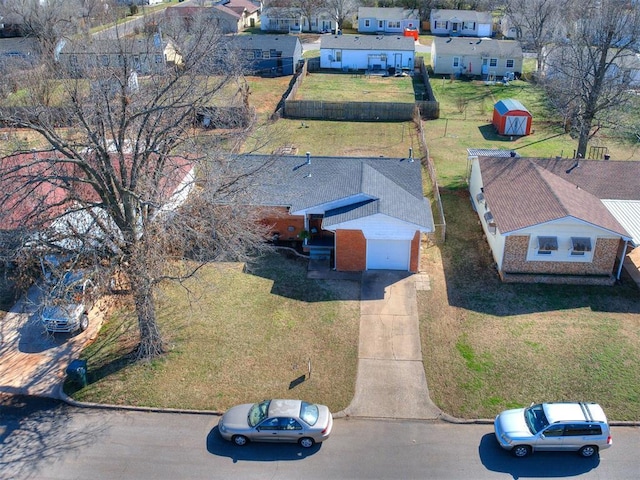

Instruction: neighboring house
[0,151,195,255]
[0,37,38,71]
[232,34,302,76]
[231,153,434,272]
[430,9,493,37]
[260,6,335,33]
[320,34,415,72]
[431,36,523,78]
[54,36,177,77]
[165,0,260,33]
[468,153,640,284]
[357,7,420,34]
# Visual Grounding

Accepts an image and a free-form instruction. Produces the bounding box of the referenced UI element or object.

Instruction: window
[258,417,280,430]
[388,21,400,28]
[506,59,514,68]
[154,54,163,64]
[280,418,302,430]
[434,21,446,29]
[537,236,558,255]
[543,425,564,437]
[100,55,109,66]
[118,54,125,67]
[453,56,460,68]
[571,237,592,256]
[263,50,270,59]
[564,424,602,436]
[335,50,342,62]
[365,19,370,27]
[378,20,383,29]
[489,58,498,67]
[463,21,476,30]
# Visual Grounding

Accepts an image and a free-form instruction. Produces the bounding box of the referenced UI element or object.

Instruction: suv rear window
[564,424,603,436]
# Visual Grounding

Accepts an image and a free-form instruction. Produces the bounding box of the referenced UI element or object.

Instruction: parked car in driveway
[494,402,612,458]
[218,399,333,448]
[40,270,95,333]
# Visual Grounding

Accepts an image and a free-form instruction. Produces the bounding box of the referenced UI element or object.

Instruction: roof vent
[306,151,311,165]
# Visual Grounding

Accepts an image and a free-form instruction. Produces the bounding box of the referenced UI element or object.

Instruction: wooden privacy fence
[285,100,418,121]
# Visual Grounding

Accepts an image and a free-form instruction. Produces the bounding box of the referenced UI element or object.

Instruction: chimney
[409,147,414,162]
[306,152,311,165]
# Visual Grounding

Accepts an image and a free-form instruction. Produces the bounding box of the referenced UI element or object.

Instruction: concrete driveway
[0,285,104,398]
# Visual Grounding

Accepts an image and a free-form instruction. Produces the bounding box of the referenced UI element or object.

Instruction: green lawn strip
[69,254,359,412]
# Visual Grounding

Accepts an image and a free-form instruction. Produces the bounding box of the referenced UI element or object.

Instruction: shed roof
[494,99,531,115]
[321,34,415,51]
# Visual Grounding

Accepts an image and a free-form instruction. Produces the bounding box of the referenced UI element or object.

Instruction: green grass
[68,254,360,412]
[296,73,416,102]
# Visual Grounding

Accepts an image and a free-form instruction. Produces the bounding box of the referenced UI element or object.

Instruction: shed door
[505,115,527,135]
[367,239,410,270]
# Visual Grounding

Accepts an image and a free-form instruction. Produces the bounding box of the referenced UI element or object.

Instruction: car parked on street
[40,270,95,333]
[494,402,612,458]
[218,399,333,448]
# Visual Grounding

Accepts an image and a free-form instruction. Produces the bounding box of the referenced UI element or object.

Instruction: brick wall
[409,231,421,272]
[501,235,621,282]
[335,230,366,271]
[257,207,305,241]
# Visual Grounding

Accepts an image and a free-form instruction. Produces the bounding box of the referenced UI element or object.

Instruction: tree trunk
[576,116,593,159]
[131,273,165,360]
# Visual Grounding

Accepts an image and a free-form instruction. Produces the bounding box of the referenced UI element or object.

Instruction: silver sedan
[218,399,333,448]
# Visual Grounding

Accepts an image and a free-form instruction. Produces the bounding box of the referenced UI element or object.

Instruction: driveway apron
[343,271,441,420]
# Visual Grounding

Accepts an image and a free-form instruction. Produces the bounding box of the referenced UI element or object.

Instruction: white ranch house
[357,7,420,34]
[430,9,493,37]
[320,35,415,72]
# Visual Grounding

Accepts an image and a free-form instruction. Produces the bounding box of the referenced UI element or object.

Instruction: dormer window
[537,236,558,255]
[571,237,592,256]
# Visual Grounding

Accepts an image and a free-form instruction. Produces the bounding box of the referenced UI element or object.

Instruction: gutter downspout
[616,240,629,280]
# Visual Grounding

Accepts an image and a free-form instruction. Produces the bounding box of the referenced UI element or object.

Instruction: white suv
[494,402,612,458]
[40,271,95,333]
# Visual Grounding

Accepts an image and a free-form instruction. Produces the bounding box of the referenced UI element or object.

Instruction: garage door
[367,239,410,270]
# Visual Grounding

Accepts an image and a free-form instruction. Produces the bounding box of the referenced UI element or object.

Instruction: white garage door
[367,239,410,270]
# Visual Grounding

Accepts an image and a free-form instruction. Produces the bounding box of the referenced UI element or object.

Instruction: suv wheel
[79,314,89,331]
[512,445,531,457]
[579,445,598,457]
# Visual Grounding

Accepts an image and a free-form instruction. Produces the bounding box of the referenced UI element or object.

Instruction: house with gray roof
[357,7,420,34]
[320,34,415,72]
[430,9,493,37]
[232,35,302,76]
[468,154,640,284]
[431,36,522,78]
[231,153,434,272]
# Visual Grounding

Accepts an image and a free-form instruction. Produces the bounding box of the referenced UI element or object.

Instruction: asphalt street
[2,397,639,480]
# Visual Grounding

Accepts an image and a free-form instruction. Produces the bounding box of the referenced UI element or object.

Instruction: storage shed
[492,99,532,136]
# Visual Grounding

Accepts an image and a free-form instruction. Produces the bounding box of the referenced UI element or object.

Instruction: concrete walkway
[341,271,442,420]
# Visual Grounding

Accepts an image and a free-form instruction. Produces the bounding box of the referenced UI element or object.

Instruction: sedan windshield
[524,404,549,434]
[248,400,270,427]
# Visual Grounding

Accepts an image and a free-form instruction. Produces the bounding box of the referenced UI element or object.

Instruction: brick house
[468,153,639,284]
[236,153,434,272]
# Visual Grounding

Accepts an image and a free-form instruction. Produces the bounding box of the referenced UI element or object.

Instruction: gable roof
[432,37,522,58]
[229,154,433,231]
[358,7,419,20]
[477,156,635,239]
[430,9,493,24]
[232,34,300,55]
[219,0,260,15]
[494,99,530,115]
[321,34,415,51]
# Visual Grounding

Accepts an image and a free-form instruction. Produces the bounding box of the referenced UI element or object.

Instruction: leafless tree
[2,0,81,56]
[543,0,640,158]
[0,13,273,360]
[503,0,567,77]
[322,0,359,31]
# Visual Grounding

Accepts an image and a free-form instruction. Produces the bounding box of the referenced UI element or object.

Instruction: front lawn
[68,254,360,412]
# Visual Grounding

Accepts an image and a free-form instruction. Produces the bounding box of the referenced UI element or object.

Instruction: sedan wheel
[512,445,531,458]
[232,435,249,446]
[299,437,315,448]
[579,445,598,457]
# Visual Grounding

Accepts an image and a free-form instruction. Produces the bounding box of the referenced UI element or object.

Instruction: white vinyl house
[320,34,415,72]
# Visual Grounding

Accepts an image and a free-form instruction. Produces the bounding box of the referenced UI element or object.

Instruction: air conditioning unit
[476,192,485,204]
